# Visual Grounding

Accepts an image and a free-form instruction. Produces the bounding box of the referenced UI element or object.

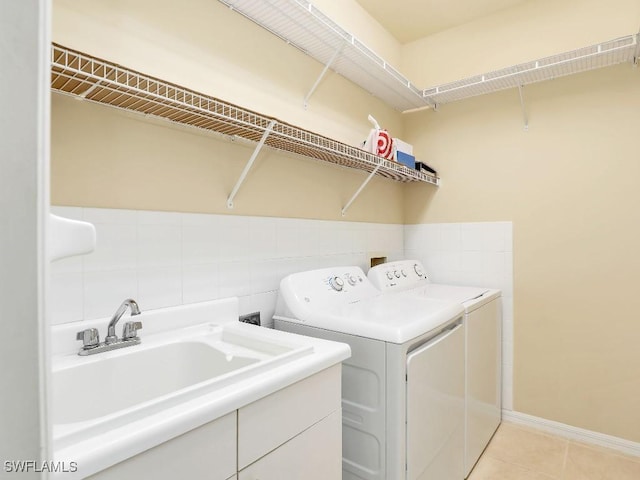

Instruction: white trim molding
[503,410,640,458]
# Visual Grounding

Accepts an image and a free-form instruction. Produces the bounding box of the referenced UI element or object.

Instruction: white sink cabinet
[86,365,342,480]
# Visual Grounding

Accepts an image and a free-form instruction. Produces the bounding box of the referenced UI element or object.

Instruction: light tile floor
[469,422,640,480]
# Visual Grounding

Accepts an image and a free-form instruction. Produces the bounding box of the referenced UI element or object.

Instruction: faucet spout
[105,298,141,344]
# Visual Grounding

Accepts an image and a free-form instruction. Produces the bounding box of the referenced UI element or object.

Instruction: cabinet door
[238,365,341,469]
[239,410,341,480]
[87,412,237,480]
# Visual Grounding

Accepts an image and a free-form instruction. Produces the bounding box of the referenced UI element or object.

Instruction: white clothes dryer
[368,260,502,478]
[274,266,465,480]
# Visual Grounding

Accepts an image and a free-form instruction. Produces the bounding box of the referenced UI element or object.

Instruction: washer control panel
[367,259,429,292]
[325,270,365,293]
[279,266,379,308]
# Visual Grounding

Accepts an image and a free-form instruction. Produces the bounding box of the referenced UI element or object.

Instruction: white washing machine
[368,259,502,478]
[273,266,466,480]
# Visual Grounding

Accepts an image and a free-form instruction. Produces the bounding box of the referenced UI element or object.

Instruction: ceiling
[355,0,531,43]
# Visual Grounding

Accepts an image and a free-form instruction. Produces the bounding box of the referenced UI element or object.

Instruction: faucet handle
[122,321,143,340]
[76,328,100,349]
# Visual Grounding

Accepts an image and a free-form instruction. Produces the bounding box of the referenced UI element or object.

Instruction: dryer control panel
[368,259,430,292]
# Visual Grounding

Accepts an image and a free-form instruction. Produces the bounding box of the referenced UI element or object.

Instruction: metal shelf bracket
[518,85,529,131]
[227,119,277,209]
[304,43,345,109]
[341,161,382,216]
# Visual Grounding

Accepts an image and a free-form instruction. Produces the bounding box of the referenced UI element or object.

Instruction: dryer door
[406,321,464,480]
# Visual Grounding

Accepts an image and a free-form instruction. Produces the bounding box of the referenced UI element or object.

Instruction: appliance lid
[410,284,500,311]
[276,290,464,344]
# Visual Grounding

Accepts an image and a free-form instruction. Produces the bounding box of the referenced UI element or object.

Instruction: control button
[329,276,344,291]
[386,272,394,280]
[401,269,407,277]
[414,264,424,277]
[347,274,358,286]
[394,270,401,278]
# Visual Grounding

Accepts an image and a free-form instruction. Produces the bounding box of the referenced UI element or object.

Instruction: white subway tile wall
[50,207,405,328]
[404,222,514,411]
[50,208,514,410]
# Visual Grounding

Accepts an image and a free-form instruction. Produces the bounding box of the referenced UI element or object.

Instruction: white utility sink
[50,298,350,479]
[52,321,313,449]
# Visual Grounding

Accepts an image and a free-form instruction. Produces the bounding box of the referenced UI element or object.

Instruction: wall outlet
[239,311,261,326]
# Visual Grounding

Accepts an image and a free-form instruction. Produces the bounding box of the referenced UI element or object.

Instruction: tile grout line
[560,437,569,479]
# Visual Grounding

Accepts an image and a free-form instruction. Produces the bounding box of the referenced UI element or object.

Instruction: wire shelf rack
[218,0,429,112]
[423,34,639,106]
[50,44,438,186]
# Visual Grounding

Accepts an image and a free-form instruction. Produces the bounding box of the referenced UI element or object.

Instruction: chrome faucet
[76,299,143,356]
[105,298,141,344]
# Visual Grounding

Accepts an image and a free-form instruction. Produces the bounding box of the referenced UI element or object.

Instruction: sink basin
[53,341,258,424]
[52,322,313,447]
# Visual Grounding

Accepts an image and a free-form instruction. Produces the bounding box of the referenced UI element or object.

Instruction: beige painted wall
[401,0,640,87]
[50,0,415,222]
[403,64,640,442]
[51,93,406,222]
[52,0,403,146]
[313,0,402,66]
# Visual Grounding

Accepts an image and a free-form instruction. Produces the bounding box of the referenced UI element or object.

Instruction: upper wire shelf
[423,34,639,106]
[50,44,438,186]
[218,0,429,112]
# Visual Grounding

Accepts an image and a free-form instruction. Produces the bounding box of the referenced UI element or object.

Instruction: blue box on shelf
[396,151,416,168]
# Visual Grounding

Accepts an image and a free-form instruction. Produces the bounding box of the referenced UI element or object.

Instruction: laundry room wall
[400,0,640,446]
[402,58,640,447]
[49,2,410,329]
[400,0,640,88]
[51,0,411,220]
[49,204,405,329]
[52,0,402,151]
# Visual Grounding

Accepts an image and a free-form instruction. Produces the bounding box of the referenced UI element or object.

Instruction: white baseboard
[502,410,640,458]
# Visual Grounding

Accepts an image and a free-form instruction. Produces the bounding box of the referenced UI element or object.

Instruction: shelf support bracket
[304,44,344,109]
[518,85,529,131]
[227,119,276,209]
[341,161,382,216]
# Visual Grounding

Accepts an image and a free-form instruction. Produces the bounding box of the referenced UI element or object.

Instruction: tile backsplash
[50,207,404,328]
[51,208,513,410]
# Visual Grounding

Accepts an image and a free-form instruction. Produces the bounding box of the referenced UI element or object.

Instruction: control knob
[394,270,401,278]
[401,269,407,277]
[386,271,394,280]
[347,274,358,286]
[329,276,344,291]
[414,263,424,277]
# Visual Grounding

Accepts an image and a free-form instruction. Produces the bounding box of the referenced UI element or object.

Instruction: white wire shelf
[218,0,429,112]
[423,34,639,106]
[50,44,438,186]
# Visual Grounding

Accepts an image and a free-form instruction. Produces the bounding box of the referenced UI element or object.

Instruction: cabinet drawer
[238,364,341,469]
[239,410,342,480]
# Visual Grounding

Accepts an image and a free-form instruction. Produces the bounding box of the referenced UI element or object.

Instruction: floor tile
[483,423,568,478]
[562,442,640,480]
[469,456,556,480]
